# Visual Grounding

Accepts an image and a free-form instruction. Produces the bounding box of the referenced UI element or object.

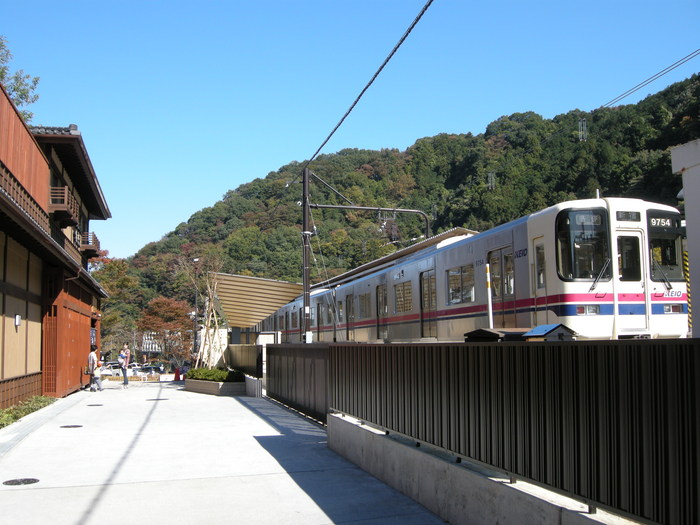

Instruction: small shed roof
[523,324,577,337]
[214,273,302,329]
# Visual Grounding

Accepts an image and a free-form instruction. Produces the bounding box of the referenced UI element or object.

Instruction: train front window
[648,212,684,281]
[556,209,611,281]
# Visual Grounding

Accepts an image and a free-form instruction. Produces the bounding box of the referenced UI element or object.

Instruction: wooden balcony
[1,161,51,233]
[48,186,79,227]
[80,231,100,258]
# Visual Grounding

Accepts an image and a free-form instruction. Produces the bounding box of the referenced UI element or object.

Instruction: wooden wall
[42,268,97,397]
[0,86,49,209]
[0,233,44,406]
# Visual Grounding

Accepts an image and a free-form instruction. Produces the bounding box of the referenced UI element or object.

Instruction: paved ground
[0,380,444,525]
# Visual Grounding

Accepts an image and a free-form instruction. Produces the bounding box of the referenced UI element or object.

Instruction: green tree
[0,36,39,122]
[92,257,149,358]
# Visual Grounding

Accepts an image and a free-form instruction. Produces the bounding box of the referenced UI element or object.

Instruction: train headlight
[663,304,683,314]
[576,305,600,315]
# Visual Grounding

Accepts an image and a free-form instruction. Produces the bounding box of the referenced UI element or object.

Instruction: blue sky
[3,0,699,258]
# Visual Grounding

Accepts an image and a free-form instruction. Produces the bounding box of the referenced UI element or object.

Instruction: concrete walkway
[0,380,444,525]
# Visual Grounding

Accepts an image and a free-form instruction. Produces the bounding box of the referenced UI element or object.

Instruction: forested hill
[101,74,699,311]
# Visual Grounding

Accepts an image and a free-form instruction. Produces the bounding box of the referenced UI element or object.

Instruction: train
[260,197,688,342]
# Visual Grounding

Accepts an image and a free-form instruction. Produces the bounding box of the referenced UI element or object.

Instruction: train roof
[312,227,478,290]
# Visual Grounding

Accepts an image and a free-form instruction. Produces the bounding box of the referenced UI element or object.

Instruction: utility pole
[302,168,312,343]
[300,168,432,343]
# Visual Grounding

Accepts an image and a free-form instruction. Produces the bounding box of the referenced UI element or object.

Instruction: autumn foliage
[136,296,193,367]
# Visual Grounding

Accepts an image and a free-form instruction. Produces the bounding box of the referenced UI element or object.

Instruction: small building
[0,84,110,407]
[522,324,577,342]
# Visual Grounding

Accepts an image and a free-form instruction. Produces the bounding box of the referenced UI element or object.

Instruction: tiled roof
[29,124,81,136]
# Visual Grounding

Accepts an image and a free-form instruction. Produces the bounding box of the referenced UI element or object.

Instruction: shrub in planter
[185,368,244,382]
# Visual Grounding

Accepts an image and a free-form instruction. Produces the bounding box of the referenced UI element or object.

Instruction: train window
[447,268,462,304]
[556,209,611,281]
[377,285,388,315]
[394,281,413,313]
[504,254,514,296]
[462,265,475,302]
[650,237,684,281]
[358,293,371,319]
[377,284,388,340]
[291,310,298,329]
[617,236,641,281]
[421,270,437,338]
[326,301,335,324]
[447,265,475,304]
[337,301,344,322]
[648,212,684,282]
[536,245,546,289]
[490,255,501,298]
[346,294,355,341]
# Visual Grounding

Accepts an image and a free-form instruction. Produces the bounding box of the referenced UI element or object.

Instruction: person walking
[87,344,103,392]
[119,343,131,389]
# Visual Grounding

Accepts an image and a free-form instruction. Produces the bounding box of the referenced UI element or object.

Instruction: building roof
[523,324,577,337]
[213,273,303,329]
[30,125,111,220]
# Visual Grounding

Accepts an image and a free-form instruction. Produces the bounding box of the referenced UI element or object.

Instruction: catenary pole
[302,168,312,342]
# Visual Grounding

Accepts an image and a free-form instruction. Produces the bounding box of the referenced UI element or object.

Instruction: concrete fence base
[327,413,639,525]
[184,379,246,396]
[245,375,263,397]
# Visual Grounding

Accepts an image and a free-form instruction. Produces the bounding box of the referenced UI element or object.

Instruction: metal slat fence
[267,344,329,423]
[266,341,699,524]
[328,341,699,525]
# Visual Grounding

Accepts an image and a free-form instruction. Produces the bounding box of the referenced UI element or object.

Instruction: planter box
[184,378,246,396]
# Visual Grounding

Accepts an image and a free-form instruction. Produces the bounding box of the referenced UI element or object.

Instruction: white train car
[261,197,688,342]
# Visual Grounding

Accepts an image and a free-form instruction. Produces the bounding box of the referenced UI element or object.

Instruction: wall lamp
[14,314,22,328]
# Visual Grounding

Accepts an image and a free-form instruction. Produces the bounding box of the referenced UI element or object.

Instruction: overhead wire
[302,0,435,170]
[265,0,435,221]
[601,48,700,108]
[528,48,700,153]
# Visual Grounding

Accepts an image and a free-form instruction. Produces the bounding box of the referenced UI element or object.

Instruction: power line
[601,48,700,108]
[531,48,700,150]
[303,0,435,169]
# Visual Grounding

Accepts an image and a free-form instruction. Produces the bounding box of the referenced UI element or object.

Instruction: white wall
[672,139,700,337]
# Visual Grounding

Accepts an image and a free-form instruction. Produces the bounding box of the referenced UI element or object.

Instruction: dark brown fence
[328,340,699,525]
[0,372,43,409]
[267,344,329,423]
[223,344,262,378]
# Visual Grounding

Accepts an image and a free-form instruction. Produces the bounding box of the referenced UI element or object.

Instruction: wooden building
[0,84,110,408]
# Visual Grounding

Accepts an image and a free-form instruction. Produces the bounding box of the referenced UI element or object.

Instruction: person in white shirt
[88,345,103,392]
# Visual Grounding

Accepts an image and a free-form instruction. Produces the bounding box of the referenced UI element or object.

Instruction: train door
[336,299,344,342]
[489,247,516,328]
[346,293,355,341]
[420,270,437,338]
[615,231,649,332]
[376,283,388,341]
[316,304,324,342]
[532,239,549,326]
[327,298,337,342]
